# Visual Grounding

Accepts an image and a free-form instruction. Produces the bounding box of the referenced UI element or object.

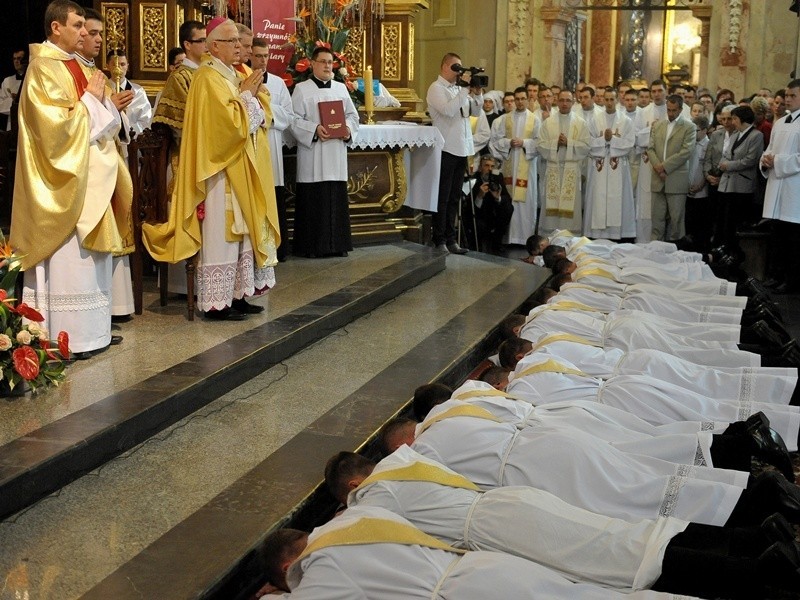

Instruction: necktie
[786,114,794,124]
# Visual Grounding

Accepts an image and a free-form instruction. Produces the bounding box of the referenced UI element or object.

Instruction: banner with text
[250,0,295,75]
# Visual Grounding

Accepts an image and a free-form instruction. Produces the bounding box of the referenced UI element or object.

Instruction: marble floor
[0,244,544,600]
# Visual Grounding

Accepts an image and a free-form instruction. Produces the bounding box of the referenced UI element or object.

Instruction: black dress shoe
[111,315,133,323]
[72,350,94,360]
[747,320,790,348]
[110,335,123,346]
[757,541,800,590]
[761,513,797,545]
[204,308,248,321]
[231,299,264,314]
[743,277,772,298]
[747,418,795,481]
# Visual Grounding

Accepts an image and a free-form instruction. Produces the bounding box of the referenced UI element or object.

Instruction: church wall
[412,0,499,103]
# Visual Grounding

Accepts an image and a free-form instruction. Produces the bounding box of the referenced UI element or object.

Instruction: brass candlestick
[109,52,122,94]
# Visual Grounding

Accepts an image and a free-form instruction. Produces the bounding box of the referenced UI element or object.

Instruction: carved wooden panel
[408,23,414,82]
[140,3,167,71]
[101,3,130,68]
[381,22,401,81]
[345,27,366,76]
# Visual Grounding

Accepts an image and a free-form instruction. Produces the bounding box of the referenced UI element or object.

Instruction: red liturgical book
[318,99,348,139]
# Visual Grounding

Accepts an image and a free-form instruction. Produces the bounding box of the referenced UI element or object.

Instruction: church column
[586,6,615,86]
[539,1,577,87]
[690,4,712,84]
[714,0,748,97]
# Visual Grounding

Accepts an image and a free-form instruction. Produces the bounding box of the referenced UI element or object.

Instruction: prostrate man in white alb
[259,506,692,600]
[584,87,636,240]
[426,52,482,255]
[325,446,800,597]
[488,86,540,245]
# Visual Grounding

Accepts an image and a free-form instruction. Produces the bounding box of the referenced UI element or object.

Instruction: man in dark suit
[470,155,513,252]
[716,105,764,255]
[646,94,696,241]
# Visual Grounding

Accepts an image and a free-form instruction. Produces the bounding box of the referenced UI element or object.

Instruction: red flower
[57,331,70,358]
[315,41,331,49]
[295,58,311,73]
[39,339,60,361]
[0,289,6,302]
[15,302,44,322]
[12,346,39,380]
[196,201,205,221]
[281,72,294,88]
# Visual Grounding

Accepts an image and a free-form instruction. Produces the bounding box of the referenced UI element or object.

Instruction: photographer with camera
[427,52,483,255]
[471,155,513,252]
[489,86,541,246]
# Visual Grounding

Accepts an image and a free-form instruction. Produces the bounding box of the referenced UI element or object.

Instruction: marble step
[0,243,445,520]
[79,253,546,600]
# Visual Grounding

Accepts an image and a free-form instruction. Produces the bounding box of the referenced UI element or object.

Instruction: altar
[283,123,443,244]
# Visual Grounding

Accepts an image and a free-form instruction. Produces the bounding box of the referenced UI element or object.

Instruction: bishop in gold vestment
[142,18,279,318]
[11,17,132,354]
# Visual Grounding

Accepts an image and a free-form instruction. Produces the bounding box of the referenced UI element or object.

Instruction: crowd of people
[435,63,799,299]
[254,230,800,599]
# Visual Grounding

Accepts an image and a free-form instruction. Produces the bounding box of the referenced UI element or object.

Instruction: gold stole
[296,517,464,564]
[544,116,581,218]
[574,266,618,282]
[569,236,592,252]
[504,111,537,201]
[515,358,589,379]
[452,388,515,401]
[523,300,601,325]
[530,332,602,352]
[355,462,480,493]
[417,404,501,435]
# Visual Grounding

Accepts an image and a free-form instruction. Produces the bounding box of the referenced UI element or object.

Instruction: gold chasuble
[504,111,537,201]
[11,43,132,270]
[152,63,196,133]
[142,59,280,267]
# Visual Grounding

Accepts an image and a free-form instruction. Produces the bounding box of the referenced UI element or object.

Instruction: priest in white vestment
[12,4,133,356]
[538,90,590,233]
[584,89,636,240]
[488,87,540,244]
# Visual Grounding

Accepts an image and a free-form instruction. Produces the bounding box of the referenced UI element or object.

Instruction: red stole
[63,58,89,98]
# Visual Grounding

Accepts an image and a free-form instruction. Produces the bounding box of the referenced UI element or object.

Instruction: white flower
[338,67,347,78]
[27,323,41,337]
[0,334,11,351]
[16,330,32,345]
[38,329,49,342]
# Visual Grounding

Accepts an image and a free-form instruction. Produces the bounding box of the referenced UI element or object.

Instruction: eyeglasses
[187,38,206,44]
[216,37,240,44]
[314,59,334,65]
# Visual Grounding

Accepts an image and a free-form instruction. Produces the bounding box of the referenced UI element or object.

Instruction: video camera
[451,63,488,88]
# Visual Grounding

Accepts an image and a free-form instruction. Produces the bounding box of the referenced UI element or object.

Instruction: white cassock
[488,109,540,244]
[265,72,294,187]
[23,80,121,352]
[538,112,590,233]
[528,335,797,407]
[584,109,636,239]
[282,506,685,600]
[633,103,668,241]
[556,234,704,264]
[412,403,747,525]
[761,111,800,223]
[507,354,800,451]
[349,445,689,591]
[520,306,760,368]
[555,283,744,324]
[467,111,491,173]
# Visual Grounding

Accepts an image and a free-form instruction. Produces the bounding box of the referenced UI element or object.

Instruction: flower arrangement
[0,236,70,394]
[285,0,364,105]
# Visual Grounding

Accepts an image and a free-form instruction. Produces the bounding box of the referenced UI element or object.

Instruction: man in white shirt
[426,52,482,254]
